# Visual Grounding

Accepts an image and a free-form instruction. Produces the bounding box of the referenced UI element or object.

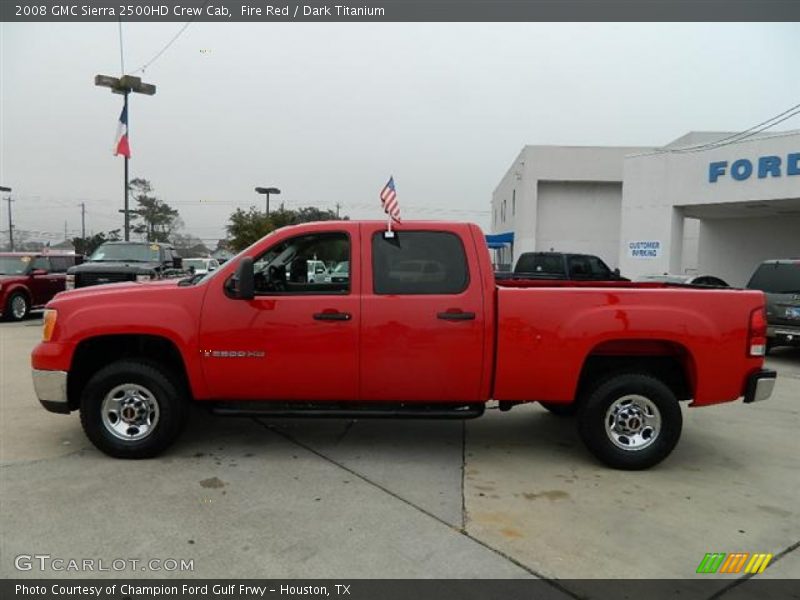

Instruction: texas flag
[114,106,130,158]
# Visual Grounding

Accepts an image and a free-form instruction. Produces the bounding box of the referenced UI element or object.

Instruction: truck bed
[493,283,765,406]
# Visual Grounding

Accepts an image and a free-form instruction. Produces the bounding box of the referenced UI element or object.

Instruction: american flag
[380,176,401,222]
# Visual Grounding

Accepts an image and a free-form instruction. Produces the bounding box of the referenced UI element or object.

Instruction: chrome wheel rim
[604,394,661,451]
[101,383,160,441]
[11,295,27,319]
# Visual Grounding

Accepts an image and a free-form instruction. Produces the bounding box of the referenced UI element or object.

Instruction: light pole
[0,186,12,251]
[255,187,281,217]
[95,74,156,241]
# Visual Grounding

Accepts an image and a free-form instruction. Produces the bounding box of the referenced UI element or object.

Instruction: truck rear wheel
[79,360,188,458]
[577,373,682,470]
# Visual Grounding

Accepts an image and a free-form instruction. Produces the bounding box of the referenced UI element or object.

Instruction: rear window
[372,231,469,295]
[515,254,565,275]
[747,262,800,294]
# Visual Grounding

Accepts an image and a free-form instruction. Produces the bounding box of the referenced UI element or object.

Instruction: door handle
[437,310,476,321]
[313,311,352,321]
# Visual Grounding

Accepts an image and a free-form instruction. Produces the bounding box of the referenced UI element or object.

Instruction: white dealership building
[489,130,800,286]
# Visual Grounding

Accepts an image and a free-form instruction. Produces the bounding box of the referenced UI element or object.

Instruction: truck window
[372,231,468,295]
[515,254,566,275]
[31,256,51,272]
[49,256,69,272]
[747,262,800,293]
[568,255,592,277]
[587,256,612,277]
[252,232,350,294]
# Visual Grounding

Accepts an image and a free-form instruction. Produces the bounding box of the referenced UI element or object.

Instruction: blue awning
[485,231,514,249]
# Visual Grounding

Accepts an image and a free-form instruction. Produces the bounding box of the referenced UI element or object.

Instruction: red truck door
[198,225,360,401]
[29,256,62,307]
[360,224,486,402]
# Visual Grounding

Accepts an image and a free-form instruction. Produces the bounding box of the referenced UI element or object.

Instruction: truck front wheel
[79,360,188,458]
[577,373,682,470]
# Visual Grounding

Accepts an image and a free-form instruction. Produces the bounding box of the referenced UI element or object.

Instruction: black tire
[577,373,682,470]
[4,292,30,321]
[539,402,577,417]
[80,359,188,459]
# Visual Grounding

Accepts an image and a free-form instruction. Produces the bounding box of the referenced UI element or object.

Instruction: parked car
[33,221,774,469]
[746,259,800,351]
[306,260,329,283]
[325,261,350,283]
[503,252,628,281]
[637,274,730,287]
[183,258,220,276]
[67,241,183,289]
[0,252,81,321]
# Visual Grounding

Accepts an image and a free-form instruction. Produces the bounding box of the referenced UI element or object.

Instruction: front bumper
[743,369,777,404]
[32,369,70,414]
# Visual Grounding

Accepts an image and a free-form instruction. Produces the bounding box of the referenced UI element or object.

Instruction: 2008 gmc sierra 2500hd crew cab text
[31,221,776,469]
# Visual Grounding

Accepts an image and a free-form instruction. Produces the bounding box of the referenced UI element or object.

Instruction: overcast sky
[1,22,799,244]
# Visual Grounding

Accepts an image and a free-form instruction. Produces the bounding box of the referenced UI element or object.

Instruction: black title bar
[3,0,800,22]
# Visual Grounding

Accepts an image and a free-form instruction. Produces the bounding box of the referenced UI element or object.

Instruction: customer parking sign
[628,240,661,259]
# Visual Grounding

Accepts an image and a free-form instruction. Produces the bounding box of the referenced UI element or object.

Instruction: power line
[129,2,210,74]
[635,100,800,157]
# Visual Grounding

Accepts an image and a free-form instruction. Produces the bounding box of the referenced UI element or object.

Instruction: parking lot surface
[1,317,798,587]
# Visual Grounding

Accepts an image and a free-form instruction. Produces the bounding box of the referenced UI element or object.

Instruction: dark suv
[0,253,81,320]
[746,259,800,351]
[502,252,628,281]
[67,241,183,290]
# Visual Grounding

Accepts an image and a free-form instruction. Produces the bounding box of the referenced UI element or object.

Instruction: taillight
[748,307,767,357]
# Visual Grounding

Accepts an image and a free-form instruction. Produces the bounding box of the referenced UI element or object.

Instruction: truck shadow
[178,403,590,465]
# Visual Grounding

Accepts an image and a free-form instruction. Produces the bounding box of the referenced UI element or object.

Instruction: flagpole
[123,91,130,241]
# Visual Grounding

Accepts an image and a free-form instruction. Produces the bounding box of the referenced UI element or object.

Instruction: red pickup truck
[31,221,776,469]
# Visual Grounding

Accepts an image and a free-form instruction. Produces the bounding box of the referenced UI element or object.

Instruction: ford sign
[709,153,800,183]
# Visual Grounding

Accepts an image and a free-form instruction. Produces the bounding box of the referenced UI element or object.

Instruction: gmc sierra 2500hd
[32,221,775,469]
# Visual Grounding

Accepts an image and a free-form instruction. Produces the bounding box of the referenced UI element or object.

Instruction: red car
[31,222,774,469]
[0,253,80,321]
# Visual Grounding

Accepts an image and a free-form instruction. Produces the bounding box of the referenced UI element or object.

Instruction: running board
[210,401,485,420]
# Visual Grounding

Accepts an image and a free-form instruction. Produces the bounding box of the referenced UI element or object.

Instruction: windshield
[747,262,800,294]
[184,259,207,269]
[333,261,349,274]
[89,243,161,263]
[0,256,32,275]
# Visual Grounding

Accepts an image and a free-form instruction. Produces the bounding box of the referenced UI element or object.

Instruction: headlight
[136,274,154,282]
[65,274,75,290]
[42,309,57,341]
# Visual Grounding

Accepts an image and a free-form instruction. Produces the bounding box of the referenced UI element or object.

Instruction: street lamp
[255,187,281,217]
[95,74,156,241]
[1,186,12,252]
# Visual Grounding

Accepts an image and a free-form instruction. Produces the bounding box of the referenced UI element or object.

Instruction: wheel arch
[67,334,191,411]
[576,339,696,403]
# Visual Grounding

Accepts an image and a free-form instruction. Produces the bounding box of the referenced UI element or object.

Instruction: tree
[225,205,345,252]
[128,178,182,243]
[71,229,122,256]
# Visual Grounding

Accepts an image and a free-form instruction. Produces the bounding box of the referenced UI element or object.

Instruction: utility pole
[94,74,156,241]
[335,202,341,218]
[1,186,12,251]
[80,202,86,239]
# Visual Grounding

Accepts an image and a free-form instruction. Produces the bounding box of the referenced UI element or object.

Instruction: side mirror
[173,257,183,270]
[234,256,254,300]
[31,269,48,276]
[613,268,621,277]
